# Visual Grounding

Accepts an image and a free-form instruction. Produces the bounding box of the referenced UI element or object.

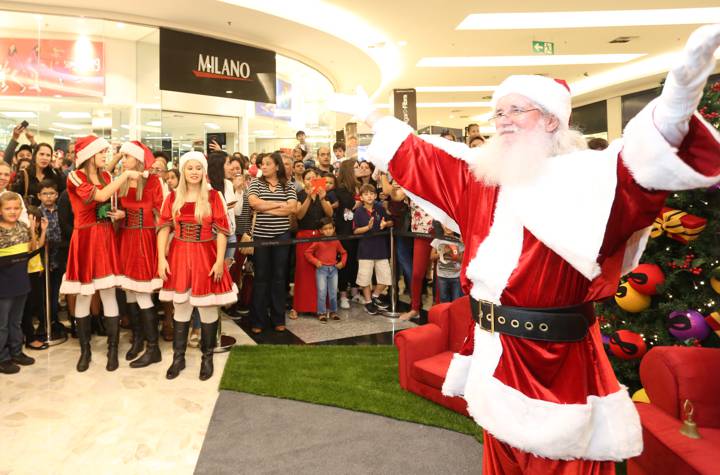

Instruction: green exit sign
[532,40,555,55]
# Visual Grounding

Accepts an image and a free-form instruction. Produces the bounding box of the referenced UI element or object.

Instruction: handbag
[239,212,256,256]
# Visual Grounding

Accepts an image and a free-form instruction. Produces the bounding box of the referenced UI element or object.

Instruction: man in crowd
[333,24,720,475]
[3,123,35,166]
[315,146,333,174]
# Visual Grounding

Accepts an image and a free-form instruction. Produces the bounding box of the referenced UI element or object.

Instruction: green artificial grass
[220,345,483,443]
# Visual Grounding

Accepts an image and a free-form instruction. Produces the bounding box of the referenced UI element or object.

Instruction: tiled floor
[0,314,254,475]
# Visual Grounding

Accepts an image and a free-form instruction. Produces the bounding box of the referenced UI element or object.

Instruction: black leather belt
[470,297,595,342]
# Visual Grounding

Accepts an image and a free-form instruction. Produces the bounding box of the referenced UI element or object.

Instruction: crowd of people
[0,123,474,377]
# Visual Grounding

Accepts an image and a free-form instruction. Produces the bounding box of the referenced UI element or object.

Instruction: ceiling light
[58,111,91,119]
[204,122,220,130]
[48,127,63,132]
[52,122,85,130]
[1,112,37,118]
[146,121,162,127]
[398,40,407,47]
[456,8,720,30]
[415,86,497,93]
[418,54,644,67]
[115,22,126,29]
[225,90,233,94]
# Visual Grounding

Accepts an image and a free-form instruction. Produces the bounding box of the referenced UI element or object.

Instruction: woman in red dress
[60,135,141,372]
[157,151,237,381]
[115,141,164,368]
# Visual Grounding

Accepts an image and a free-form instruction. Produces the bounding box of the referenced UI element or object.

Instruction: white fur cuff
[441,353,473,397]
[368,116,413,171]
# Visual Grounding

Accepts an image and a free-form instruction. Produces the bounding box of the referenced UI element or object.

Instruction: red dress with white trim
[60,170,120,295]
[158,189,238,307]
[118,174,164,293]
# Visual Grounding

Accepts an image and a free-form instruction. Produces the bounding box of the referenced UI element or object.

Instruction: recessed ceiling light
[1,112,37,118]
[456,8,720,30]
[58,111,91,119]
[115,22,125,29]
[226,90,233,94]
[417,54,645,67]
[415,86,497,92]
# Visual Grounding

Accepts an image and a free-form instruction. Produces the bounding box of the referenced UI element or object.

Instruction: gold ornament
[615,282,651,313]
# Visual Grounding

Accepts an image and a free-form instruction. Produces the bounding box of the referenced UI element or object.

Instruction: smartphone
[20,120,29,129]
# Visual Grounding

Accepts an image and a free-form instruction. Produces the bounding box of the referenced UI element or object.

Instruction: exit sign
[532,40,554,55]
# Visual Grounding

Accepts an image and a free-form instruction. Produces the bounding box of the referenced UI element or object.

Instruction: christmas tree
[596,79,720,391]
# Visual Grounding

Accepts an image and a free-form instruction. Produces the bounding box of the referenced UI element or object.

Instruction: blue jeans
[0,294,28,362]
[395,236,413,291]
[438,277,463,303]
[316,265,338,314]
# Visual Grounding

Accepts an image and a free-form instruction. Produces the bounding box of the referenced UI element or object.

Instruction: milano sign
[160,28,276,103]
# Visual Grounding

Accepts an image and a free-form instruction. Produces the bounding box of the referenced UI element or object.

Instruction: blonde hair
[173,160,211,223]
[118,157,146,200]
[0,191,23,221]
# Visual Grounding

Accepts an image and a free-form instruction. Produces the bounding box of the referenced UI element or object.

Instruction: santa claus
[333,25,720,474]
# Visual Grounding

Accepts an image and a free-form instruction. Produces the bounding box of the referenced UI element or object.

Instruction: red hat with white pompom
[491,75,572,127]
[120,140,154,170]
[75,135,110,168]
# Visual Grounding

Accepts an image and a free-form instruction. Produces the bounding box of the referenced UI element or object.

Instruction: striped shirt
[248,179,297,238]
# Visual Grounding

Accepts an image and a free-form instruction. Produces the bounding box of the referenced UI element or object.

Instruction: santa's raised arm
[331,24,720,473]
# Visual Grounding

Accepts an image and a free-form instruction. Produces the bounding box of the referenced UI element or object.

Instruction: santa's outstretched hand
[655,24,720,145]
[328,86,381,127]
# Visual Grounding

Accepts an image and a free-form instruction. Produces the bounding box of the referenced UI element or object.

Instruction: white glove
[655,24,720,145]
[328,86,376,122]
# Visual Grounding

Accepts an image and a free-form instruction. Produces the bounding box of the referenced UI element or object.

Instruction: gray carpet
[195,391,483,474]
[285,304,417,343]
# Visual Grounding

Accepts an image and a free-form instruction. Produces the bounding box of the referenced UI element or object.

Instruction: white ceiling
[1,0,719,131]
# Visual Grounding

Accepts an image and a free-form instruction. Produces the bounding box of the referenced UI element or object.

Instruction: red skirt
[159,238,238,307]
[60,222,120,295]
[293,230,319,313]
[118,227,162,293]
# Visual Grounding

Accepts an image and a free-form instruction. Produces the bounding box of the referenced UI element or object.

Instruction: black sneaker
[12,353,35,366]
[372,296,389,310]
[0,360,20,374]
[364,302,379,315]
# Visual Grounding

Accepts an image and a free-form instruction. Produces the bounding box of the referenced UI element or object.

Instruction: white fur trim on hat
[492,75,572,127]
[179,151,207,172]
[120,141,146,164]
[76,136,110,167]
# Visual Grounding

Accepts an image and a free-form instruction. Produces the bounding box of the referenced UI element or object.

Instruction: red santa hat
[119,140,154,170]
[491,75,572,127]
[178,151,207,172]
[75,135,110,168]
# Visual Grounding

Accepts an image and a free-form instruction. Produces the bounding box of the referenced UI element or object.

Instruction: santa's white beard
[468,123,554,186]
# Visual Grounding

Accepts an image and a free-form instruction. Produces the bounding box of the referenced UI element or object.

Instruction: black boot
[166,320,190,380]
[104,317,120,372]
[130,307,162,368]
[69,315,77,338]
[76,317,92,372]
[91,314,106,336]
[125,303,144,361]
[199,320,218,381]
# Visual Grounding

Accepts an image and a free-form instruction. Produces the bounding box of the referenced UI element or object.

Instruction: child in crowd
[0,192,46,374]
[38,180,67,340]
[430,225,465,303]
[304,217,347,322]
[353,184,393,314]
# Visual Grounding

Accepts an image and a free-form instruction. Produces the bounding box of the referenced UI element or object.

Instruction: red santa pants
[483,431,615,475]
[410,237,432,311]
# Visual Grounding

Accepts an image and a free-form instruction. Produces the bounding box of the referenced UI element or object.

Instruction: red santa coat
[368,99,720,461]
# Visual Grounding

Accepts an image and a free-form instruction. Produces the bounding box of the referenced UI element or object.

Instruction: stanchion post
[43,240,67,347]
[384,226,401,319]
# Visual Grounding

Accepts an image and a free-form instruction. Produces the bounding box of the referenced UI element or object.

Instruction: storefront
[0,10,336,164]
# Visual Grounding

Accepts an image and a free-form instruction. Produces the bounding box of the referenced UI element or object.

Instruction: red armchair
[628,346,720,475]
[394,296,472,416]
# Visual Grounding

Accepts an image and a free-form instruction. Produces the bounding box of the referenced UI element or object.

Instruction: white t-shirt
[431,238,463,279]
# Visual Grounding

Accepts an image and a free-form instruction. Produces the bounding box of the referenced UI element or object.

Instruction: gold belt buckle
[478,299,495,334]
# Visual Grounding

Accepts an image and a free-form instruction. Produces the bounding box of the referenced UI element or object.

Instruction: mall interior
[1,1,719,474]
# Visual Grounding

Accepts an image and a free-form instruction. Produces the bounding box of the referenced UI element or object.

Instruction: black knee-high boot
[76,317,92,372]
[104,317,119,371]
[166,320,190,380]
[130,307,162,368]
[125,303,144,361]
[199,320,218,381]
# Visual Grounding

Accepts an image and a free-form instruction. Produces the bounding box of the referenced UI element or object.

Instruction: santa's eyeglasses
[488,107,540,122]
